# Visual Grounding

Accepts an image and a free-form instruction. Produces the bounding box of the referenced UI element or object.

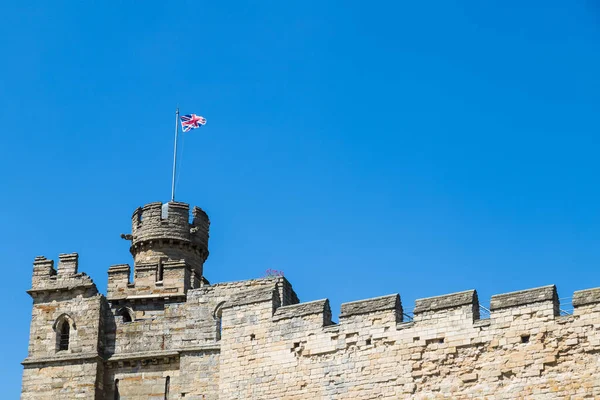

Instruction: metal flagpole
[170,108,180,202]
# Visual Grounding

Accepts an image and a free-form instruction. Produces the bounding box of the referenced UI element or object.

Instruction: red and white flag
[180,114,206,132]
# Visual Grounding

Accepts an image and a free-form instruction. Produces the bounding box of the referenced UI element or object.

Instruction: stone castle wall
[21,201,600,399]
[217,284,600,399]
[22,253,600,399]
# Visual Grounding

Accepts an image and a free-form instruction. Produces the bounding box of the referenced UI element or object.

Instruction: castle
[22,201,600,399]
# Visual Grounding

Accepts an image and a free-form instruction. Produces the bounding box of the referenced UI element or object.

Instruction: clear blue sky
[1,1,599,396]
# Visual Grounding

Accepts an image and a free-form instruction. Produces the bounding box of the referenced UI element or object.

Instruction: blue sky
[1,1,599,396]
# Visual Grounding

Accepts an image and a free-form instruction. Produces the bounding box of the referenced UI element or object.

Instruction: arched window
[59,322,70,350]
[164,376,170,400]
[117,307,134,323]
[214,302,225,341]
[54,314,74,352]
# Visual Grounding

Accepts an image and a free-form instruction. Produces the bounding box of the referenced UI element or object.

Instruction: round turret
[129,201,210,267]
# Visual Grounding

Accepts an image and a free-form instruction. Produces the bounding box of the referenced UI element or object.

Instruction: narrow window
[157,262,164,282]
[164,376,170,400]
[58,321,70,351]
[216,312,222,341]
[161,203,169,219]
[214,302,225,341]
[114,379,120,400]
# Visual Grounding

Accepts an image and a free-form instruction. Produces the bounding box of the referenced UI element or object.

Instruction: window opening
[216,313,222,341]
[157,262,164,282]
[161,203,169,219]
[58,321,70,351]
[164,376,170,400]
[118,308,133,323]
[214,302,225,341]
[114,379,120,400]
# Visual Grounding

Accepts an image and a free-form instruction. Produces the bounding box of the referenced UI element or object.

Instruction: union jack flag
[180,114,206,132]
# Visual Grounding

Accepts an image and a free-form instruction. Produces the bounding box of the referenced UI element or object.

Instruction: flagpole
[170,108,180,202]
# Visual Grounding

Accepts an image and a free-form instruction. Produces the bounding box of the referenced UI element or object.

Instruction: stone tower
[107,201,210,300]
[22,254,105,399]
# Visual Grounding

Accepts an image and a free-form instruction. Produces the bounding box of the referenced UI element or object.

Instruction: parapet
[57,253,78,275]
[29,254,97,297]
[130,202,209,254]
[340,294,402,321]
[414,290,477,314]
[413,290,479,323]
[490,285,558,317]
[107,264,131,299]
[273,299,332,326]
[572,287,600,307]
[223,285,279,310]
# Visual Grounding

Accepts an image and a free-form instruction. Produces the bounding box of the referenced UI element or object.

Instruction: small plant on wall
[264,268,284,277]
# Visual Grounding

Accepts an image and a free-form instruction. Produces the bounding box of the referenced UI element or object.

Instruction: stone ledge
[178,344,221,353]
[272,299,330,321]
[340,294,401,318]
[490,285,557,311]
[107,294,187,304]
[22,352,102,366]
[573,287,600,307]
[134,262,158,271]
[106,350,179,362]
[27,281,98,296]
[414,290,478,314]
[108,264,130,273]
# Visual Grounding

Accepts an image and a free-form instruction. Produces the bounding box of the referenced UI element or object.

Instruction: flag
[180,114,206,132]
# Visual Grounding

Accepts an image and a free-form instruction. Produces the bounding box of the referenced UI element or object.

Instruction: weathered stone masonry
[22,201,600,399]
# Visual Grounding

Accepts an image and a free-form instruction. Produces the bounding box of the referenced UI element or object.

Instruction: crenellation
[413,290,479,325]
[57,252,78,275]
[31,256,56,287]
[272,299,332,326]
[490,284,558,312]
[21,201,600,399]
[222,285,279,310]
[106,264,130,299]
[340,294,401,319]
[572,287,600,307]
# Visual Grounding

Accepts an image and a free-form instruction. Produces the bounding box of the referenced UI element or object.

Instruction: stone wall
[22,361,103,399]
[215,284,600,399]
[22,254,600,399]
[99,277,297,400]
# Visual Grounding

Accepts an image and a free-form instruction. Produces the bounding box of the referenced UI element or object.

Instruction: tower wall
[22,254,105,400]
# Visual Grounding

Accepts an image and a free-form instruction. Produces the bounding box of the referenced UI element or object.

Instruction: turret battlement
[130,201,209,254]
[109,201,211,300]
